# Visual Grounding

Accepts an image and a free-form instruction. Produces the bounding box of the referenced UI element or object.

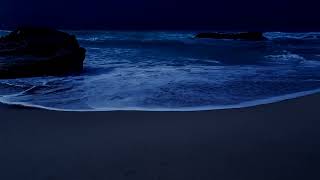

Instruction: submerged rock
[0,27,86,78]
[195,32,267,41]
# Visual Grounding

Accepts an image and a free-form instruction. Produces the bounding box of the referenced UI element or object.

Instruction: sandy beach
[1,93,320,180]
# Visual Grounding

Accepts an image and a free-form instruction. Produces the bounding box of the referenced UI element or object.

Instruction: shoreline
[1,88,320,112]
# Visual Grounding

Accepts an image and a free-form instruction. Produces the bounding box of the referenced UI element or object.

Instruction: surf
[1,31,320,111]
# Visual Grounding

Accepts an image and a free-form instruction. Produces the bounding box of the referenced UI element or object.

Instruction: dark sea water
[1,30,320,111]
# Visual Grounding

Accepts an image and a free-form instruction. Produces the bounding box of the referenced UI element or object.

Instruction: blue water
[1,30,320,111]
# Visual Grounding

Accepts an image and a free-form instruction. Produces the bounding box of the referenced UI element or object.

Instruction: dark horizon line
[1,24,320,32]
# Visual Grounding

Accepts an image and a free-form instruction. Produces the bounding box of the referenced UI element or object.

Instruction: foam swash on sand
[0,31,320,111]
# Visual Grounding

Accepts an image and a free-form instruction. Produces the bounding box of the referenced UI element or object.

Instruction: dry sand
[1,93,320,180]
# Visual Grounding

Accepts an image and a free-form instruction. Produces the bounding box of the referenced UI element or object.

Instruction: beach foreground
[1,93,320,180]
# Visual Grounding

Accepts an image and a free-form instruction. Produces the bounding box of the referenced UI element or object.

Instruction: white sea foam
[1,88,320,112]
[265,54,305,61]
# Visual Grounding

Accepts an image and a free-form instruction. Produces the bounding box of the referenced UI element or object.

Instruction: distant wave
[264,32,320,40]
[79,39,195,47]
[3,30,320,41]
[76,32,320,42]
[73,32,320,52]
[265,53,305,61]
[264,51,306,65]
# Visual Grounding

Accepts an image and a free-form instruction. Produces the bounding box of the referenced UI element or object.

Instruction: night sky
[0,0,319,30]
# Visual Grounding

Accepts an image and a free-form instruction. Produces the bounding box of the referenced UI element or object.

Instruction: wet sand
[1,93,320,180]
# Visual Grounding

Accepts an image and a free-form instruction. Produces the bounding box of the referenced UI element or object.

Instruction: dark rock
[0,27,86,78]
[195,32,267,41]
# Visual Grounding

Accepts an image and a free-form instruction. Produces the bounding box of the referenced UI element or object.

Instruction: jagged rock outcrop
[0,27,86,78]
[195,32,267,41]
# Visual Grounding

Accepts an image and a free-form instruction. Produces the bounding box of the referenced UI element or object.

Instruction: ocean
[1,30,320,111]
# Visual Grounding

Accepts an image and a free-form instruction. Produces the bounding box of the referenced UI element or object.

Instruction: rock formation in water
[195,32,267,41]
[0,27,86,78]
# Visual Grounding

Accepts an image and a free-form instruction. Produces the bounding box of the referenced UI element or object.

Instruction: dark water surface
[1,30,320,111]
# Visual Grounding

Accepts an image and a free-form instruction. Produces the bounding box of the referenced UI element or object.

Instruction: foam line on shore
[0,88,320,112]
